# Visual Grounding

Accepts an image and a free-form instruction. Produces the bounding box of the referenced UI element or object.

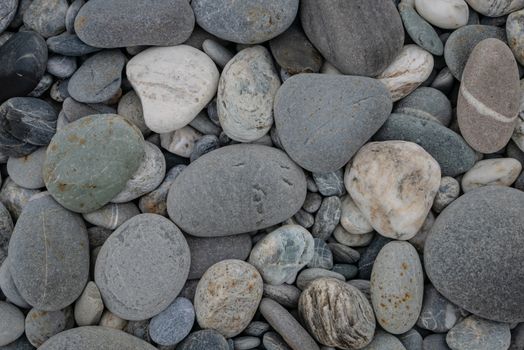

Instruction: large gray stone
[25,306,75,347]
[167,144,306,237]
[274,74,392,173]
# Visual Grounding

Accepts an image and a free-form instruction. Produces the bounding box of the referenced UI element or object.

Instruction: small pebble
[7,147,46,189]
[178,329,229,350]
[82,202,139,230]
[312,169,345,197]
[149,297,195,346]
[296,268,345,290]
[311,196,341,240]
[432,177,461,213]
[233,336,260,350]
[461,158,522,192]
[25,306,75,347]
[339,195,373,235]
[262,283,301,309]
[74,281,104,327]
[307,238,333,270]
[99,311,128,330]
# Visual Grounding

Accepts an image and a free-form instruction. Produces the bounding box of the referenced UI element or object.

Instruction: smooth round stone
[0,178,40,219]
[263,332,291,350]
[425,186,524,323]
[300,0,403,76]
[138,165,185,216]
[362,330,407,350]
[111,142,165,203]
[461,158,522,192]
[82,202,140,230]
[331,264,358,280]
[186,234,252,280]
[444,25,507,81]
[8,194,89,311]
[95,214,190,321]
[447,315,511,350]
[201,39,233,69]
[99,310,127,330]
[46,33,99,56]
[195,260,263,337]
[417,284,461,333]
[65,0,84,33]
[43,114,145,213]
[127,45,219,134]
[7,147,46,189]
[249,225,314,285]
[414,0,469,29]
[160,126,202,158]
[274,74,392,173]
[218,46,280,142]
[149,297,194,346]
[74,281,104,326]
[308,238,333,269]
[117,91,149,135]
[263,283,301,308]
[346,141,441,240]
[374,113,476,177]
[465,0,524,16]
[192,0,298,44]
[0,1,17,33]
[458,38,520,153]
[399,3,443,55]
[0,301,24,346]
[507,9,524,66]
[299,278,375,349]
[394,87,452,126]
[312,170,345,197]
[0,31,47,104]
[312,196,341,240]
[0,259,29,309]
[39,326,157,350]
[328,243,360,264]
[23,0,68,37]
[260,297,320,350]
[398,329,423,350]
[68,50,125,103]
[333,226,374,247]
[25,306,74,347]
[178,330,229,350]
[432,177,460,213]
[377,45,434,102]
[167,144,306,237]
[46,55,76,78]
[302,192,322,213]
[339,195,373,235]
[296,268,345,290]
[75,0,194,48]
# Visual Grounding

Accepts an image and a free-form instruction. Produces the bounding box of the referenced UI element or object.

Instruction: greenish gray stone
[308,238,333,269]
[43,114,145,213]
[7,147,46,189]
[394,87,452,126]
[399,2,443,55]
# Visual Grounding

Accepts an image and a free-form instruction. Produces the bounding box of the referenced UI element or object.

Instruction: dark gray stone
[0,335,34,350]
[46,33,100,56]
[75,0,194,48]
[262,283,301,308]
[274,74,392,172]
[188,112,221,136]
[62,97,115,123]
[243,321,270,337]
[399,2,442,55]
[178,330,229,350]
[446,315,511,350]
[190,135,219,162]
[417,284,461,333]
[86,226,112,248]
[358,235,392,280]
[312,196,341,240]
[425,186,524,323]
[293,209,314,228]
[302,192,322,213]
[23,0,68,38]
[331,264,358,280]
[430,67,455,95]
[0,0,17,33]
[423,334,450,350]
[510,323,524,350]
[263,332,291,350]
[65,0,84,34]
[149,297,195,346]
[46,55,76,78]
[8,194,89,311]
[394,87,452,126]
[192,0,298,44]
[49,78,69,102]
[123,320,150,343]
[301,0,404,76]
[27,74,53,98]
[9,0,31,28]
[312,169,345,196]
[398,329,423,350]
[25,306,75,347]
[374,113,476,177]
[167,144,307,237]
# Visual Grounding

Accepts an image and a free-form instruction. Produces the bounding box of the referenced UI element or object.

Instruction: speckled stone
[195,260,263,337]
[39,326,157,350]
[8,194,89,311]
[296,268,345,290]
[0,1,17,33]
[138,165,185,216]
[74,281,104,326]
[0,301,25,347]
[262,283,301,309]
[299,278,375,349]
[301,0,403,76]
[43,114,145,213]
[75,0,194,48]
[308,238,333,269]
[414,0,469,29]
[7,147,46,189]
[167,144,306,237]
[465,0,524,16]
[25,306,75,347]
[186,234,252,280]
[95,214,190,321]
[82,202,140,230]
[361,330,406,350]
[46,33,99,56]
[461,158,522,192]
[274,74,392,173]
[177,329,229,350]
[394,87,452,126]
[432,176,461,213]
[447,315,511,350]
[0,177,40,219]
[149,297,195,346]
[218,46,280,142]
[0,258,29,308]
[425,186,524,323]
[399,2,443,55]
[417,284,461,333]
[23,0,68,38]
[374,113,476,177]
[117,91,149,136]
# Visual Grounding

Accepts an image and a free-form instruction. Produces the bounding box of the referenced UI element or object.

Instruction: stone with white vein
[461,158,522,192]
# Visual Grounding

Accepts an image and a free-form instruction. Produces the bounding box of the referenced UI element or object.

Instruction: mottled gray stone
[62,98,115,124]
[178,330,229,350]
[95,214,190,321]
[417,284,461,332]
[308,238,333,269]
[432,177,460,213]
[243,321,270,337]
[0,259,29,308]
[425,186,524,323]
[0,301,24,347]
[46,33,100,56]
[262,283,301,308]
[358,235,393,280]
[123,320,150,343]
[293,209,314,228]
[49,78,70,102]
[347,279,371,303]
[312,170,345,197]
[189,112,221,137]
[190,135,219,162]
[446,315,511,350]
[233,336,260,350]
[0,1,17,33]
[263,331,292,350]
[117,91,149,135]
[68,50,125,103]
[398,329,423,350]
[274,74,392,172]
[301,0,404,76]
[296,268,344,290]
[74,281,104,326]
[149,297,195,346]
[312,196,341,240]
[139,165,185,216]
[83,202,139,230]
[186,234,252,280]
[98,310,127,330]
[65,0,84,34]
[327,243,360,264]
[46,55,76,78]
[0,178,39,219]
[167,145,307,237]
[394,87,452,126]
[333,225,374,247]
[399,2,443,55]
[23,0,68,38]
[26,74,51,99]
[361,330,406,350]
[423,334,450,350]
[25,306,74,347]
[7,147,46,189]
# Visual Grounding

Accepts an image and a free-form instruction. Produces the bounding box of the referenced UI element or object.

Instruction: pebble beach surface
[0,0,523,349]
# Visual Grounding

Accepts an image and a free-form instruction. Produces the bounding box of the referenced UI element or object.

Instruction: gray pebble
[0,177,40,219]
[149,297,195,346]
[86,226,112,248]
[0,335,34,350]
[432,176,460,213]
[7,147,46,189]
[202,39,234,68]
[430,67,455,95]
[243,321,270,337]
[139,165,185,216]
[293,209,314,229]
[398,329,423,350]
[399,2,443,55]
[263,332,292,350]
[62,97,115,124]
[296,268,344,290]
[307,238,333,269]
[117,91,149,135]
[417,284,461,333]
[262,283,301,309]
[358,235,392,280]
[46,33,100,56]
[312,196,341,240]
[189,112,221,137]
[0,258,29,308]
[23,0,68,37]
[177,329,229,350]
[83,202,140,230]
[347,279,371,303]
[394,87,452,126]
[27,74,53,98]
[190,135,219,162]
[446,315,511,350]
[46,55,77,78]
[123,319,151,343]
[233,336,260,350]
[361,330,406,350]
[0,1,17,33]
[327,243,360,264]
[0,301,24,347]
[74,281,104,327]
[333,226,374,248]
[312,170,345,196]
[65,0,84,34]
[178,279,199,303]
[25,306,75,347]
[331,264,358,280]
[423,334,451,350]
[49,79,70,102]
[302,193,322,215]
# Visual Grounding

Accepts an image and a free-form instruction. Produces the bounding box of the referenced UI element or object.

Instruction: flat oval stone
[39,326,157,350]
[361,330,407,350]
[417,284,461,333]
[461,158,522,192]
[300,0,403,76]
[74,281,104,327]
[274,74,392,173]
[46,55,77,78]
[43,114,145,213]
[65,0,84,33]
[249,225,314,285]
[444,25,506,81]
[465,0,524,16]
[446,315,511,350]
[167,144,306,237]
[458,38,520,153]
[394,87,452,126]
[46,33,99,56]
[95,214,190,321]
[371,241,424,334]
[299,278,375,349]
[414,0,469,29]
[178,329,229,350]
[82,202,140,230]
[127,45,219,133]
[149,297,195,346]
[263,283,301,309]
[425,186,524,323]
[0,31,47,104]
[23,0,68,38]
[7,147,46,189]
[399,3,443,55]
[333,226,374,247]
[202,39,234,69]
[25,306,75,347]
[195,260,263,337]
[191,0,298,44]
[218,46,280,142]
[0,301,25,347]
[346,141,441,240]
[296,268,345,290]
[374,113,476,177]
[8,194,89,311]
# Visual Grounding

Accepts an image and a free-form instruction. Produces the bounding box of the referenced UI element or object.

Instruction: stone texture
[398,329,423,350]
[243,321,270,337]
[177,329,229,350]
[139,165,185,217]
[339,195,373,235]
[7,147,46,189]
[0,258,29,308]
[263,331,292,350]
[296,268,345,290]
[507,9,524,66]
[300,0,404,76]
[399,2,443,55]
[274,74,392,173]
[333,226,374,247]
[417,284,461,333]
[74,281,104,326]
[46,33,99,56]
[167,144,306,237]
[465,0,524,16]
[312,170,345,197]
[47,55,77,78]
[262,283,301,309]
[117,91,149,136]
[358,235,393,280]
[432,176,461,213]
[160,126,202,158]
[82,202,140,230]
[0,178,40,220]
[425,186,524,323]
[446,315,511,350]
[23,0,68,38]
[65,0,84,33]
[149,297,195,346]
[394,87,452,126]
[99,310,127,330]
[202,39,234,69]
[195,260,263,337]
[25,306,74,347]
[423,334,451,350]
[0,1,17,33]
[0,301,24,347]
[461,158,522,192]
[308,238,333,269]
[361,330,406,350]
[414,0,469,29]
[95,214,190,321]
[311,196,341,240]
